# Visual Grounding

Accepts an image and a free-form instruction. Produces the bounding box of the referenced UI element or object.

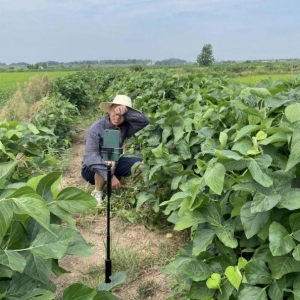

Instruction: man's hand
[111,176,122,189]
[114,105,128,116]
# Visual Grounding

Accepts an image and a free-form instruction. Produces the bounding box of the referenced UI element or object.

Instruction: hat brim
[99,102,141,113]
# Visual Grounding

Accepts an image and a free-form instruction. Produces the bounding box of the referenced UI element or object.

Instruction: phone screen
[102,129,120,161]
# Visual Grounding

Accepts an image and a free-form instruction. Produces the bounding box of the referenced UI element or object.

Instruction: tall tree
[197,44,215,66]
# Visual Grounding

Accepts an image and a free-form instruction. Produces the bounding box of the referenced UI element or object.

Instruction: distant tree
[197,44,215,66]
[41,62,48,69]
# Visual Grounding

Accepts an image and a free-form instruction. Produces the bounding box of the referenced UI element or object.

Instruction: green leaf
[94,291,121,300]
[244,261,272,285]
[0,161,18,188]
[174,210,205,231]
[35,172,62,202]
[259,132,288,145]
[234,125,262,142]
[269,222,296,256]
[136,191,156,211]
[0,201,13,244]
[204,162,225,195]
[97,271,127,292]
[238,286,267,300]
[286,128,300,171]
[23,253,52,284]
[182,260,211,281]
[62,283,97,300]
[66,231,94,257]
[10,194,50,231]
[285,103,300,123]
[48,203,75,226]
[215,220,238,248]
[247,159,273,187]
[241,202,270,239]
[219,132,228,150]
[192,229,215,256]
[206,273,221,289]
[277,190,300,210]
[56,187,97,212]
[0,250,26,272]
[188,282,215,300]
[31,224,76,259]
[251,193,281,212]
[224,266,242,290]
[268,256,300,279]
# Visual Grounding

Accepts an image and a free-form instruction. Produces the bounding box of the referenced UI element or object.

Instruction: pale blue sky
[0,0,299,64]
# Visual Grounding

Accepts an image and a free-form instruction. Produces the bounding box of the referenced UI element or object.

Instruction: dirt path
[52,139,187,300]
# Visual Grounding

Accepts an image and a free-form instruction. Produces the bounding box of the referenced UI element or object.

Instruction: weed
[135,280,159,299]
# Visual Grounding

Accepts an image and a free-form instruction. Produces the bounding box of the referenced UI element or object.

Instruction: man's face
[109,105,125,126]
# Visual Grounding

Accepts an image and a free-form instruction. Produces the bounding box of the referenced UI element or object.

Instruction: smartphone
[102,129,120,161]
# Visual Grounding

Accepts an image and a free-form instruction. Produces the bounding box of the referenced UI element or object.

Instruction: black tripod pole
[105,162,112,283]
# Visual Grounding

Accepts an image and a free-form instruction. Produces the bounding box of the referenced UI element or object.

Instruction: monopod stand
[105,162,112,283]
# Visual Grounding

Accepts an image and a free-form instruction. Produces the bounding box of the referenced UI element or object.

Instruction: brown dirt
[51,138,188,300]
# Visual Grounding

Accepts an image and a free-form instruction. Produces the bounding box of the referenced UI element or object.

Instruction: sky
[0,0,299,64]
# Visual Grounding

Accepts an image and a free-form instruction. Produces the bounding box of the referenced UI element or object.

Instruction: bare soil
[51,138,188,300]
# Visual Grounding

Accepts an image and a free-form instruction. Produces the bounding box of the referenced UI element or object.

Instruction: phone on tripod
[102,129,120,161]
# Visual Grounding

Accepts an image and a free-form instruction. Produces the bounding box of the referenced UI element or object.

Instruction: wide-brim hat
[100,95,140,113]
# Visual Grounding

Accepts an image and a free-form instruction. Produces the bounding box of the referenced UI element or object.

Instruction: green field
[0,71,75,93]
[229,73,299,86]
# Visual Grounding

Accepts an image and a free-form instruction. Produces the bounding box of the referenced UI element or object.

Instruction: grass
[229,72,299,86]
[0,71,75,93]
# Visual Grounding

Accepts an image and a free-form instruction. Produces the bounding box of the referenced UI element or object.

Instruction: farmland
[0,70,75,93]
[1,64,300,299]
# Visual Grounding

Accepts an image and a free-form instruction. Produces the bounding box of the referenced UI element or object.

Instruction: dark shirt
[82,108,149,180]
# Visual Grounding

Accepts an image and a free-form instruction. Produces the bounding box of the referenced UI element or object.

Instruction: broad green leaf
[162,126,172,143]
[66,231,94,257]
[286,128,300,171]
[225,266,242,290]
[251,194,281,212]
[94,291,121,300]
[0,161,18,188]
[238,286,267,300]
[27,123,40,134]
[259,132,288,145]
[23,253,52,284]
[214,150,243,160]
[62,283,97,300]
[192,229,215,256]
[136,191,156,211]
[36,172,62,202]
[204,162,225,195]
[48,203,75,226]
[244,261,272,285]
[160,191,189,206]
[247,159,273,187]
[277,190,300,210]
[182,260,211,281]
[97,271,127,292]
[10,194,50,231]
[232,137,255,155]
[241,202,270,239]
[293,244,300,261]
[31,224,76,259]
[201,202,222,227]
[269,222,296,256]
[268,256,300,279]
[215,220,238,248]
[285,103,300,123]
[173,210,206,231]
[188,282,215,300]
[0,250,26,272]
[0,201,13,244]
[233,125,262,142]
[56,187,97,212]
[268,280,284,300]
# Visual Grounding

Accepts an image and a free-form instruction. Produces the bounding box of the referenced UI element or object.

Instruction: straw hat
[100,95,139,112]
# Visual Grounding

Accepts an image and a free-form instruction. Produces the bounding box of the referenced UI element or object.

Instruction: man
[81,94,149,205]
